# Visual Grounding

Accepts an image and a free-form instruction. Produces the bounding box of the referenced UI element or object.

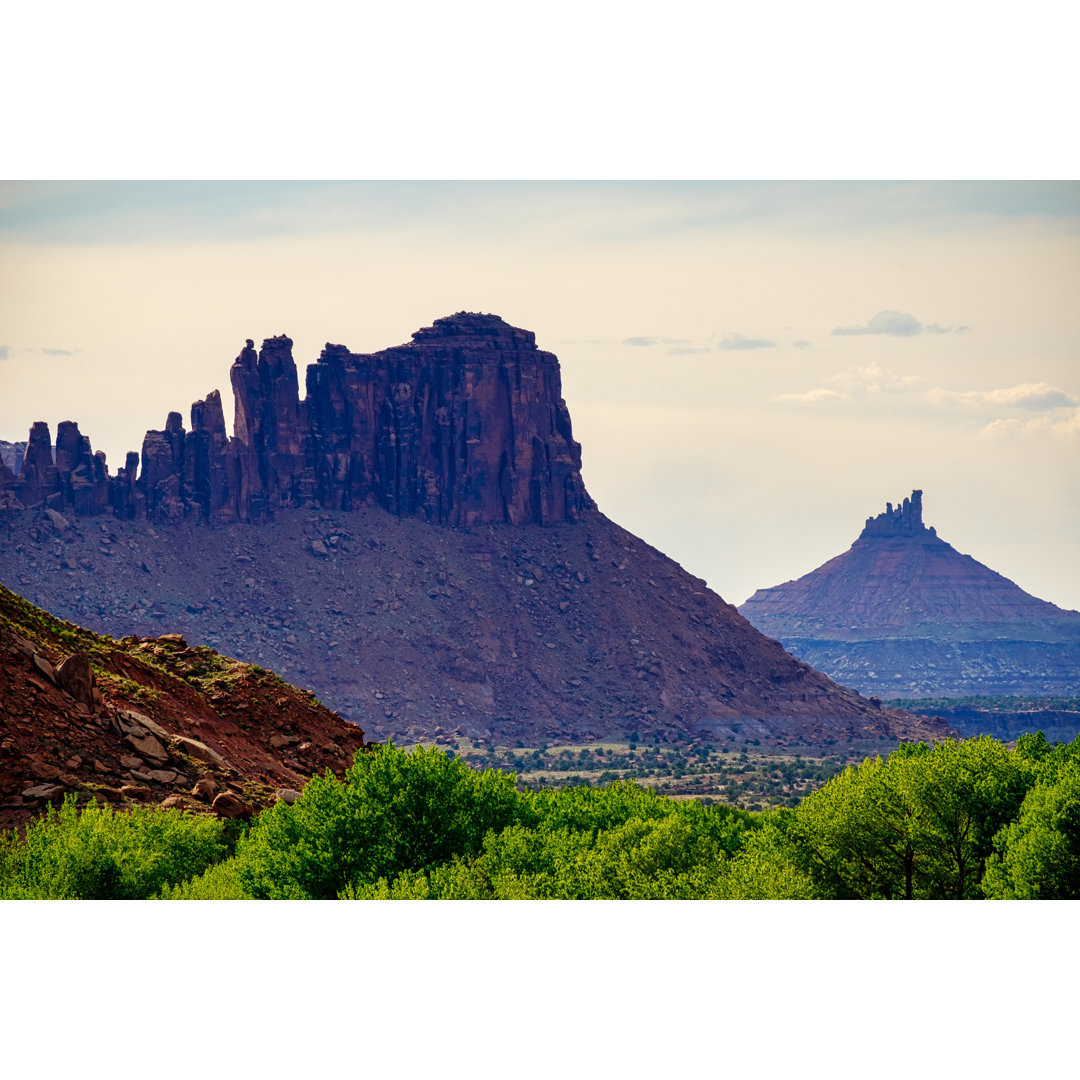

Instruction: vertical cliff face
[140,411,188,522]
[0,440,28,476]
[15,422,58,509]
[306,313,591,525]
[189,389,229,521]
[0,313,595,529]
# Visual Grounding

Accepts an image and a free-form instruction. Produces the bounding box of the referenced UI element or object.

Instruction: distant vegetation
[441,737,868,812]
[4,733,1080,899]
[885,695,1080,712]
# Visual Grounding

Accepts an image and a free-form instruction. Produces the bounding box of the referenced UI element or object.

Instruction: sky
[2,180,1078,609]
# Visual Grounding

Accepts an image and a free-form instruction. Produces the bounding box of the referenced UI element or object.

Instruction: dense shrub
[712,816,817,899]
[158,857,251,899]
[0,795,226,900]
[339,784,758,900]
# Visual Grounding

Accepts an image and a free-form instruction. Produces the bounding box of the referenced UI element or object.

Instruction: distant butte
[739,490,1080,699]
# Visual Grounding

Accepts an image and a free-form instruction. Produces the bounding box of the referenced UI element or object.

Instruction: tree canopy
[6,734,1080,900]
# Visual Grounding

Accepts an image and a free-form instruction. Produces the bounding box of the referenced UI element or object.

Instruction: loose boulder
[191,777,216,801]
[211,791,253,819]
[55,652,96,711]
[171,735,230,771]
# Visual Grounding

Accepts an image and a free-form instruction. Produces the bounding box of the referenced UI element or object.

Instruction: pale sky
[2,181,1077,611]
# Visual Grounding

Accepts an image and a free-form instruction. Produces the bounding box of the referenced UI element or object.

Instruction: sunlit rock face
[303,313,593,526]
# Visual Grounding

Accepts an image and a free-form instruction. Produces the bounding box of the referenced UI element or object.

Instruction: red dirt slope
[0,582,368,831]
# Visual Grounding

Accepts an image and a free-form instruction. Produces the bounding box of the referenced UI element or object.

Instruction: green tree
[791,738,1032,899]
[791,751,922,899]
[713,815,818,899]
[235,743,525,898]
[983,762,1080,899]
[159,856,250,899]
[901,737,1030,899]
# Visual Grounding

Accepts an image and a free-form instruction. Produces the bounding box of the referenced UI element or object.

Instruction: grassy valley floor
[402,736,900,812]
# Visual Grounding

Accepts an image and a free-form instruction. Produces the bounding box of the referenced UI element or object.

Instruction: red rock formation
[139,411,188,523]
[55,421,110,516]
[6,421,110,517]
[0,581,369,831]
[305,314,592,525]
[1,345,955,745]
[189,389,230,520]
[110,451,141,520]
[860,488,927,538]
[13,421,57,509]
[0,313,595,529]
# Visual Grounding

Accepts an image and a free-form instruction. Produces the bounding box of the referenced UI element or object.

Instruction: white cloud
[833,310,921,337]
[718,333,776,351]
[831,310,969,338]
[925,323,970,334]
[622,335,688,347]
[981,407,1080,439]
[928,382,1077,411]
[40,346,77,356]
[778,362,923,404]
[777,386,845,404]
[830,363,923,395]
[792,340,811,349]
[667,346,710,355]
[0,345,9,360]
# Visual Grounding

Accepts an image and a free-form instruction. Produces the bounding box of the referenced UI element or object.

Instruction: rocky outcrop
[188,388,230,521]
[4,422,109,518]
[0,314,595,529]
[0,581,370,831]
[305,314,591,525]
[739,491,1080,697]
[14,422,58,510]
[53,652,97,712]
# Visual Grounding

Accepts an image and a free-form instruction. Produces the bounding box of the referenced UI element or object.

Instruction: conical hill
[739,491,1080,698]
